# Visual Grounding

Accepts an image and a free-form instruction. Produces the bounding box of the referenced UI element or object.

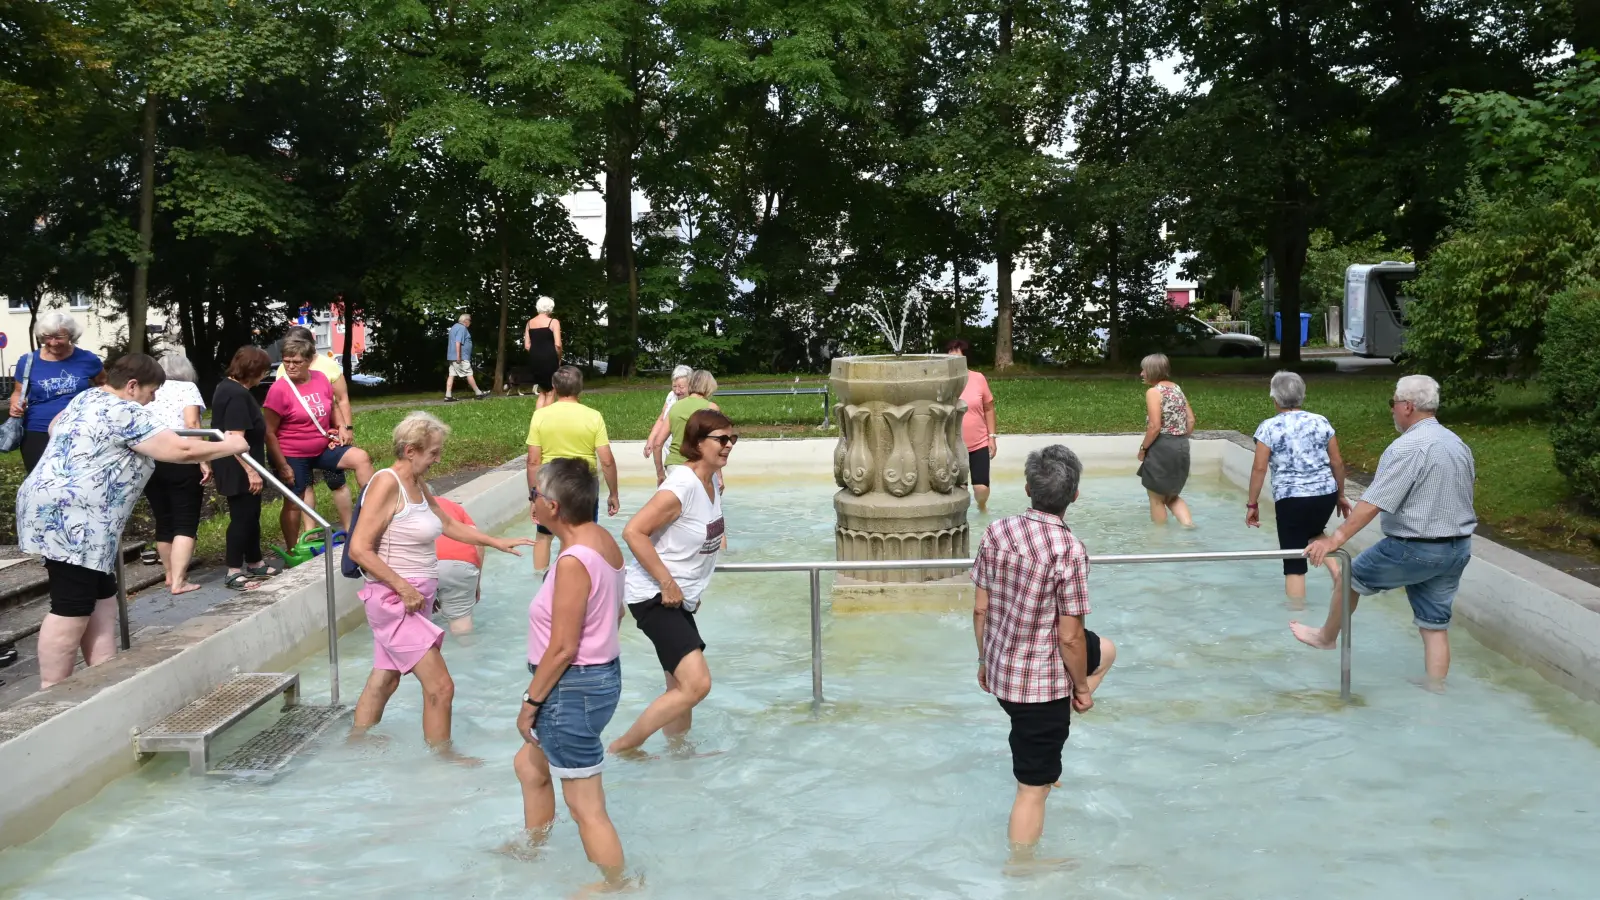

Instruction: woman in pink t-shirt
[262,334,374,548]
[947,339,998,513]
[513,457,630,887]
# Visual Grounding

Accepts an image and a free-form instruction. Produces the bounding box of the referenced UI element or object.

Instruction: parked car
[1093,316,1266,359]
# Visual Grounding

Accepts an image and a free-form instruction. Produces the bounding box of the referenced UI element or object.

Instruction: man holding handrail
[1301,374,1476,690]
[971,444,1116,858]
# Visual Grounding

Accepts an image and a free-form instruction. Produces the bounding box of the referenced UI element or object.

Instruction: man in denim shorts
[1299,375,1476,688]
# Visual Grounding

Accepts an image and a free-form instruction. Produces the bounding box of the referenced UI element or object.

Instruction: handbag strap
[17,352,34,403]
[283,373,332,440]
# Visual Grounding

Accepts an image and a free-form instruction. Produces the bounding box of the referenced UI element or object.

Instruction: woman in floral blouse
[15,354,247,688]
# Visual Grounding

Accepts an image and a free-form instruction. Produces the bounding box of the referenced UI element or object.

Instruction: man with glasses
[1299,374,1476,689]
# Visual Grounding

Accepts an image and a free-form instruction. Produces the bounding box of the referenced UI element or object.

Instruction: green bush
[1542,282,1600,507]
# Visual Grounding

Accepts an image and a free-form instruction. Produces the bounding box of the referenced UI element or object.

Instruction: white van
[1344,262,1418,359]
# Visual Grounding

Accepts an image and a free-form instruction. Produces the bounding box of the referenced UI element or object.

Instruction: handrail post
[821,386,831,429]
[1336,548,1353,701]
[809,567,823,710]
[324,525,340,706]
[115,545,131,651]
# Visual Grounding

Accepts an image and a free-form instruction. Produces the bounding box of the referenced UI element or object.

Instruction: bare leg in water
[1290,557,1351,650]
[351,649,479,763]
[608,652,711,754]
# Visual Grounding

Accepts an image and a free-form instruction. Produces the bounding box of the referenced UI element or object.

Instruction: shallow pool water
[4,473,1600,899]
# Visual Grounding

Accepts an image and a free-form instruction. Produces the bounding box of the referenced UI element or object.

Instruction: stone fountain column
[830,354,973,610]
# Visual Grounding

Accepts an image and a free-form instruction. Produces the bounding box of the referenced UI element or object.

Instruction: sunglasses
[705,434,738,447]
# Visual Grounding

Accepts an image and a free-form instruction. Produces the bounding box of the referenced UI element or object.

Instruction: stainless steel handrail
[715,548,1356,709]
[113,429,343,706]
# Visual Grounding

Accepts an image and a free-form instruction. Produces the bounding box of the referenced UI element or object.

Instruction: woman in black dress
[212,346,280,590]
[523,295,562,410]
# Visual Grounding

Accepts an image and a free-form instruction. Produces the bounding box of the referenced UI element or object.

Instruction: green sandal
[246,562,283,578]
[225,573,264,591]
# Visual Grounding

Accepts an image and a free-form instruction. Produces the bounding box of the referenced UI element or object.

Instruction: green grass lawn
[1,371,1587,571]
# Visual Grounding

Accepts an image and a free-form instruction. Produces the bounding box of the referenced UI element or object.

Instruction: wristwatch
[523,692,543,707]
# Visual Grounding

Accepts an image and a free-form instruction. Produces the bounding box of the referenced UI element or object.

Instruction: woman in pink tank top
[512,457,631,888]
[348,413,533,758]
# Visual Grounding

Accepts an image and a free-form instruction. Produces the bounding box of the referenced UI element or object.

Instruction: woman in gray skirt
[1136,353,1195,526]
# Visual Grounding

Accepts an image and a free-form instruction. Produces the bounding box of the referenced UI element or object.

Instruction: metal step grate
[137,672,300,774]
[212,704,349,776]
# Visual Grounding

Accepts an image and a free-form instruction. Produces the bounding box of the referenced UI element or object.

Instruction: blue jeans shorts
[286,445,353,495]
[528,657,621,779]
[1350,536,1472,631]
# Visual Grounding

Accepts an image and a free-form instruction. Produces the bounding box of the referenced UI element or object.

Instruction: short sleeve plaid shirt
[970,509,1091,703]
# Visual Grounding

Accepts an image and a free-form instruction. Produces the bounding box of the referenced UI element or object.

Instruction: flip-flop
[140,547,160,565]
[246,563,283,578]
[225,573,264,591]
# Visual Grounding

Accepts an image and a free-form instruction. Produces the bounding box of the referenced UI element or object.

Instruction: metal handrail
[715,548,1355,709]
[114,429,344,706]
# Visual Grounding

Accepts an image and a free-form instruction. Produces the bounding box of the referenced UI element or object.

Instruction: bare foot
[430,742,484,767]
[608,743,658,762]
[1285,597,1307,612]
[1408,676,1447,694]
[569,871,642,897]
[1290,621,1336,650]
[170,581,202,596]
[494,827,551,862]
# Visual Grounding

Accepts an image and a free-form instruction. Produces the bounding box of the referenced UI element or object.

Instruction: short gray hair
[160,353,198,383]
[671,364,693,381]
[688,369,718,396]
[281,334,316,360]
[537,457,599,525]
[1394,374,1441,412]
[535,296,555,315]
[392,410,451,459]
[1269,370,1306,409]
[457,312,471,324]
[1024,444,1082,516]
[34,311,82,343]
[552,364,583,397]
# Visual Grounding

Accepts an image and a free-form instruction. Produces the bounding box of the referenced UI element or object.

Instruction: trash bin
[1273,312,1313,346]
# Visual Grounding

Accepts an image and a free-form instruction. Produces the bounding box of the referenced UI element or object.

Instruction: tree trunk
[993,3,1015,370]
[1269,212,1309,366]
[340,288,357,379]
[603,131,636,377]
[494,203,511,393]
[129,90,157,356]
[1107,223,1122,365]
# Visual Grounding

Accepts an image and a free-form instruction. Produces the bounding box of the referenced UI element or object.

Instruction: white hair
[160,353,198,383]
[671,364,693,381]
[457,312,471,324]
[34,311,82,343]
[1269,371,1306,409]
[535,296,555,315]
[1394,374,1441,412]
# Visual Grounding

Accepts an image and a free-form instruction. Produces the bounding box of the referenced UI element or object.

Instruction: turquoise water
[3,473,1600,899]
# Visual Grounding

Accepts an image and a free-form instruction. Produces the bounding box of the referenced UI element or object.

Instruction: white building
[1,291,168,367]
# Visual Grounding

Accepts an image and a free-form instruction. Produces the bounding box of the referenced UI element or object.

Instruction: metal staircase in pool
[122,432,351,776]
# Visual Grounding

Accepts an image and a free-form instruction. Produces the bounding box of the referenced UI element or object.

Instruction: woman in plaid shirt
[971,444,1116,855]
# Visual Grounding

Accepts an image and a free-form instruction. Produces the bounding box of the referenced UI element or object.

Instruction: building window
[6,295,27,312]
[68,292,91,310]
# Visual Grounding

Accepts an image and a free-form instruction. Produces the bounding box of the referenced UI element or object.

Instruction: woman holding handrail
[1136,353,1195,526]
[513,457,630,887]
[15,354,247,688]
[609,408,734,755]
[212,346,279,591]
[349,412,532,756]
[1246,371,1350,605]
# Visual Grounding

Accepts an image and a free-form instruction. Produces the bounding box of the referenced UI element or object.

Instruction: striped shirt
[1362,417,1476,539]
[970,510,1092,703]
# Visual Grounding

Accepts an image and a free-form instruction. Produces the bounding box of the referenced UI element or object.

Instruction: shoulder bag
[0,353,36,453]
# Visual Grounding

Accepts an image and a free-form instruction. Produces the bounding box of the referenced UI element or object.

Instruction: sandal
[140,547,160,565]
[246,562,282,578]
[225,573,264,591]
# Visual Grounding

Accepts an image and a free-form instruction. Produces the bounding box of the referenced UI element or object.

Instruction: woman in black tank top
[523,296,562,408]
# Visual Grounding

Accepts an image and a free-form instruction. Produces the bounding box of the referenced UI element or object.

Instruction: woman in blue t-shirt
[7,311,106,473]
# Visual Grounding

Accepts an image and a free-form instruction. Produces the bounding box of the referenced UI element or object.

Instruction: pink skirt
[360,577,444,674]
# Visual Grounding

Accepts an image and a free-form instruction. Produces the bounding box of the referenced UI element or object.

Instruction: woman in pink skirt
[348,412,532,754]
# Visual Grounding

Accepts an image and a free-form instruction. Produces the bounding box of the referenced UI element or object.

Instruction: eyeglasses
[1388,398,1410,409]
[706,434,738,447]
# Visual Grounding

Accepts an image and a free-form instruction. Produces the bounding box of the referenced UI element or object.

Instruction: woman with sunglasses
[608,409,736,755]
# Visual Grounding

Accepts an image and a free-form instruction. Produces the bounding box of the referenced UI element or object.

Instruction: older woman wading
[1136,353,1195,526]
[15,354,246,688]
[348,413,533,756]
[609,409,735,755]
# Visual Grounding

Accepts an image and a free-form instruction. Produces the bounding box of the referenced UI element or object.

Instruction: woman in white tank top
[348,413,534,756]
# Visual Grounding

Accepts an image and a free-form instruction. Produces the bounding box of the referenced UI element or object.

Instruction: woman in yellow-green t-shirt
[663,369,720,468]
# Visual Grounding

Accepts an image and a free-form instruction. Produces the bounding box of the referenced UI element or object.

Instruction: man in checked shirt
[971,444,1116,854]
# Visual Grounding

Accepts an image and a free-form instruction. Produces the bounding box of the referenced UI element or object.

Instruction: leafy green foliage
[1543,282,1600,507]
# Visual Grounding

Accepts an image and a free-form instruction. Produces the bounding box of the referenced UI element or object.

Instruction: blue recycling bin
[1274,312,1313,346]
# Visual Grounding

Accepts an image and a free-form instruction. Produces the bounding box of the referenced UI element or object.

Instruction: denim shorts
[528,657,621,779]
[286,445,353,495]
[1350,536,1472,631]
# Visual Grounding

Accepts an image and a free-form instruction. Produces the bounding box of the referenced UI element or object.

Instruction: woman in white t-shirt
[142,354,210,595]
[642,365,693,484]
[609,407,736,755]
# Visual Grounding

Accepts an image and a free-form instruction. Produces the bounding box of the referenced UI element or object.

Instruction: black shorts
[146,461,203,541]
[1275,493,1338,576]
[968,447,991,487]
[629,594,706,675]
[995,629,1101,786]
[45,560,118,617]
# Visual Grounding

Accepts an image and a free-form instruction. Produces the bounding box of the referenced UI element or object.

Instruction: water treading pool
[3,474,1600,899]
